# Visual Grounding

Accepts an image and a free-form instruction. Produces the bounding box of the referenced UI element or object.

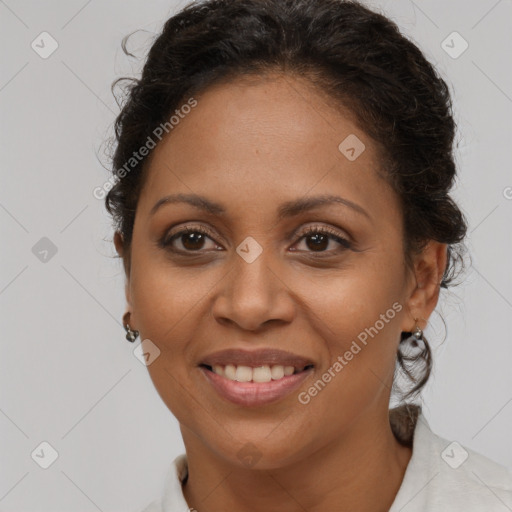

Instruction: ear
[114,230,124,258]
[114,231,133,311]
[400,241,448,332]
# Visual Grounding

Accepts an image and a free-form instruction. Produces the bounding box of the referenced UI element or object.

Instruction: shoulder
[390,405,512,511]
[427,424,512,509]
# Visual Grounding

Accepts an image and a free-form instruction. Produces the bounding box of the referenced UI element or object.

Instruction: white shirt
[140,406,512,511]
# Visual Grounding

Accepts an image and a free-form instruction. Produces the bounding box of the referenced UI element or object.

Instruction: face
[121,73,432,469]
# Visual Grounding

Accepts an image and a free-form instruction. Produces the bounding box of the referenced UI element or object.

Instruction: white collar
[389,408,512,511]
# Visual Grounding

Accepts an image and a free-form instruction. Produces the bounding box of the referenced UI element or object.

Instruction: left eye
[293,227,351,253]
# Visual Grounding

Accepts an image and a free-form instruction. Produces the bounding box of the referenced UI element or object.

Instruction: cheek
[291,254,404,345]
[128,248,217,401]
[129,260,209,422]
[129,237,219,339]
[294,278,403,432]
[289,261,404,404]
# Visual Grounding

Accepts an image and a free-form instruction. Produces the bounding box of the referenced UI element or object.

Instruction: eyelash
[160,223,352,256]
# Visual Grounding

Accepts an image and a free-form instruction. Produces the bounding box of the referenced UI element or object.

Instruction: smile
[199,364,314,407]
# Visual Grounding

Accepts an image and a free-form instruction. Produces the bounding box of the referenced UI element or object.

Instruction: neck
[181,407,413,512]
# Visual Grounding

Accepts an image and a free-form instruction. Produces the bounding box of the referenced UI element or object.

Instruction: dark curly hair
[104,0,468,403]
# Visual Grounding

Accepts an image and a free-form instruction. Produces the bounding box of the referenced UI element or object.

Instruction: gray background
[1,0,511,510]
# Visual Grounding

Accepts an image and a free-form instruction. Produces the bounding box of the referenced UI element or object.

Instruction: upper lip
[200,348,315,369]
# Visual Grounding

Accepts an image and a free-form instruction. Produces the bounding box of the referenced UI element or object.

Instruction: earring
[408,317,424,348]
[123,312,139,343]
[124,323,139,343]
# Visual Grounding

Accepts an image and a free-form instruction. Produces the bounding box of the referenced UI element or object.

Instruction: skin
[115,72,447,512]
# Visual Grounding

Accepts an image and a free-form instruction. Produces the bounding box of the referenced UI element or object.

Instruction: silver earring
[409,320,423,348]
[123,312,139,343]
[124,322,139,342]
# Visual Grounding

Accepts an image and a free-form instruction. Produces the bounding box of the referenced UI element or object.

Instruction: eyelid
[293,223,351,243]
[162,222,222,246]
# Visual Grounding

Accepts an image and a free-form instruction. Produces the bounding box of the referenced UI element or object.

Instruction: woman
[104,0,512,510]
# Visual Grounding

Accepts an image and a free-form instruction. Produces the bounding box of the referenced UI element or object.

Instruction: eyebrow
[150,193,370,220]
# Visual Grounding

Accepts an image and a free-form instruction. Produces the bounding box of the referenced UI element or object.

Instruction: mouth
[197,348,316,406]
[198,363,315,407]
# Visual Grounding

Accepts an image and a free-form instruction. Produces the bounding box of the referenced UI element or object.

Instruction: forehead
[137,73,397,223]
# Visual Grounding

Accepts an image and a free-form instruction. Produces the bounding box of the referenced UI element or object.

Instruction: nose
[211,246,295,332]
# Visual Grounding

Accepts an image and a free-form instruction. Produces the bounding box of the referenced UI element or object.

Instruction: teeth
[209,364,305,382]
[284,366,295,376]
[213,364,224,377]
[270,365,284,380]
[235,365,252,382]
[224,364,236,380]
[252,365,272,383]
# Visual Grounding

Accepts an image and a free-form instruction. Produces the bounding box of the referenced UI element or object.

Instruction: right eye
[161,225,223,253]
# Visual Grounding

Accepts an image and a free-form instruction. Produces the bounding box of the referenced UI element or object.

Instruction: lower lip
[200,366,314,407]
